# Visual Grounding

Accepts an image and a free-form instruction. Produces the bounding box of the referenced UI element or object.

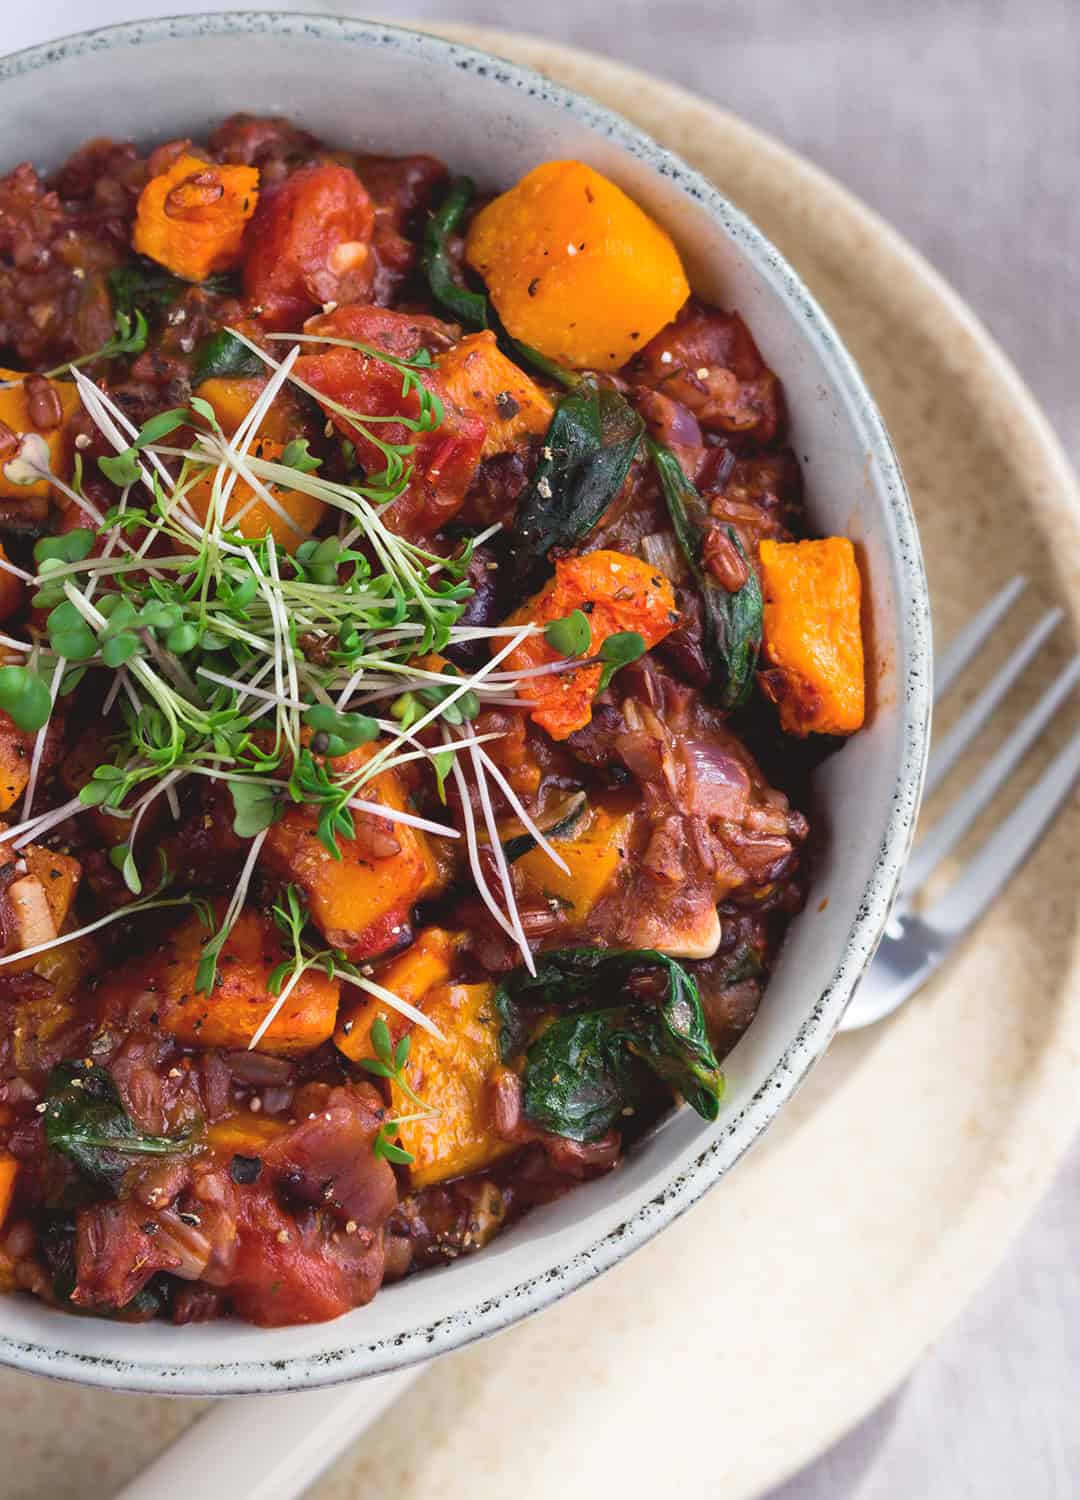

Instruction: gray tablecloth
[4,2,1079,1495]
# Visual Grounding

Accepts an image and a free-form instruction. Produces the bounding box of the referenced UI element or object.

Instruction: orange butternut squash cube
[154,907,339,1054]
[262,745,440,962]
[334,926,463,1062]
[759,537,865,736]
[391,982,512,1188]
[465,161,689,371]
[0,1154,17,1232]
[194,377,298,444]
[205,1112,289,1156]
[0,711,32,813]
[23,845,80,933]
[0,368,81,500]
[518,801,633,918]
[186,435,324,553]
[504,551,678,740]
[437,331,554,458]
[133,153,259,283]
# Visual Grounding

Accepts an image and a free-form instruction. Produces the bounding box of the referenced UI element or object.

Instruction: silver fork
[841,577,1080,1031]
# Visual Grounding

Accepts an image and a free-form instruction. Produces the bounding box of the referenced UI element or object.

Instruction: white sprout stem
[247,952,314,1052]
[0,895,183,971]
[0,793,85,849]
[196,667,305,713]
[0,554,35,585]
[73,368,175,503]
[345,798,459,839]
[466,737,535,974]
[336,969,445,1042]
[473,744,572,876]
[125,767,187,851]
[446,738,520,949]
[102,668,130,716]
[349,623,535,794]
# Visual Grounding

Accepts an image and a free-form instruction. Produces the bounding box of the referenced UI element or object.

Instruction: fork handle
[114,1366,423,1500]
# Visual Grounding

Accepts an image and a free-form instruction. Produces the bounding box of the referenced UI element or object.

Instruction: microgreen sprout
[358,1015,439,1165]
[544,609,591,658]
[0,324,601,988]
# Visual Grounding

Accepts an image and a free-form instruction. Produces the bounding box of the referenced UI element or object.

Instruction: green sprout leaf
[597,630,646,689]
[0,665,53,731]
[229,779,282,838]
[302,703,379,758]
[33,529,95,567]
[46,600,97,661]
[281,438,322,474]
[544,608,591,658]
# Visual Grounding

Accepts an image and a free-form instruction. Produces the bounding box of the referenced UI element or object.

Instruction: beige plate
[3,27,1079,1500]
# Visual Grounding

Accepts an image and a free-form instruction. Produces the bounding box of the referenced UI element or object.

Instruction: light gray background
[4,2,1079,1496]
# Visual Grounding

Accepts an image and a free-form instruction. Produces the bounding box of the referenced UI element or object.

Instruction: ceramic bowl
[0,13,930,1393]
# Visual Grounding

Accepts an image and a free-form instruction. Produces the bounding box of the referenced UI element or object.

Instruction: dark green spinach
[422,176,491,330]
[108,261,236,323]
[44,1060,192,1195]
[422,177,578,390]
[507,382,644,590]
[495,947,724,1141]
[649,438,762,708]
[190,328,265,385]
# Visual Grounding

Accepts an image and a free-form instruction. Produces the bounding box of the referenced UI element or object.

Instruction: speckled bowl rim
[0,12,930,1394]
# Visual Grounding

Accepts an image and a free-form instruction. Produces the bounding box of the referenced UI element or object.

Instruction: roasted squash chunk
[2,845,81,974]
[518,801,634,919]
[262,745,440,961]
[204,1112,289,1156]
[758,537,865,736]
[437,332,554,459]
[22,845,80,933]
[194,376,298,445]
[0,1154,17,1232]
[505,551,678,740]
[334,926,463,1063]
[133,153,259,283]
[154,907,339,1054]
[465,160,689,371]
[186,435,324,553]
[391,982,512,1188]
[0,368,81,500]
[0,711,32,813]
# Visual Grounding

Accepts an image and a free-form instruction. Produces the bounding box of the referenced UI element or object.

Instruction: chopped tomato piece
[294,306,486,540]
[243,163,375,330]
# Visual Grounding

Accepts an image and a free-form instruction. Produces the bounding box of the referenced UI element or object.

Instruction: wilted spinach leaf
[422,177,579,390]
[495,947,724,1141]
[108,261,236,322]
[508,382,644,591]
[190,328,265,384]
[44,1060,192,1195]
[649,438,762,708]
[422,176,491,330]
